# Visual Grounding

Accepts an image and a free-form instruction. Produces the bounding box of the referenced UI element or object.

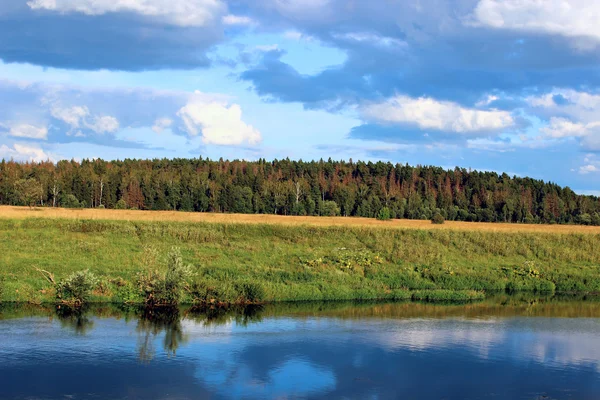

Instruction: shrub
[237,282,266,303]
[431,212,445,225]
[115,199,128,210]
[97,204,105,209]
[56,270,99,306]
[137,247,194,306]
[63,194,80,209]
[190,281,265,305]
[377,207,392,221]
[190,281,237,305]
[321,200,341,216]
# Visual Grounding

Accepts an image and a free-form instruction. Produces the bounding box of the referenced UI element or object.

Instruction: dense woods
[1,157,599,225]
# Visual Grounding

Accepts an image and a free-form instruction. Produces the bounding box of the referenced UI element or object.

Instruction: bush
[237,282,266,303]
[56,270,99,306]
[137,247,194,306]
[431,213,445,225]
[63,194,80,209]
[115,199,128,210]
[377,207,392,221]
[189,281,265,305]
[321,200,341,216]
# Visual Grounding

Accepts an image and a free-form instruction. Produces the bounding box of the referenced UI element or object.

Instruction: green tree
[16,179,42,208]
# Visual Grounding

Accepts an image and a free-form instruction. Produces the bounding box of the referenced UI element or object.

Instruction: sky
[0,0,599,195]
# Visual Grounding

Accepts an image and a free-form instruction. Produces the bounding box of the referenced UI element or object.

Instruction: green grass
[0,218,599,304]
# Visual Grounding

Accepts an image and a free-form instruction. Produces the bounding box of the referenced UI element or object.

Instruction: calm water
[1,298,600,399]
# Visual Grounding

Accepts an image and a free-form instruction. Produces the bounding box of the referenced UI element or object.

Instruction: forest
[1,157,599,225]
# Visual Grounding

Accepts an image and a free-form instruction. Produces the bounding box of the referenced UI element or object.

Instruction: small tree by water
[56,270,99,306]
[137,247,194,306]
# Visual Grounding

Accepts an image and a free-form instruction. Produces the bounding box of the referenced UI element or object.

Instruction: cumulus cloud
[472,0,600,48]
[528,89,600,121]
[177,92,262,145]
[528,89,600,150]
[579,164,599,174]
[4,123,49,140]
[27,0,226,27]
[152,118,173,134]
[50,105,119,135]
[222,14,254,26]
[540,117,597,139]
[361,95,515,133]
[0,80,259,149]
[0,143,53,162]
[332,32,407,50]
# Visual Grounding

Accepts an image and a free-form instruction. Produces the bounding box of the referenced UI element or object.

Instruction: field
[0,206,599,305]
[2,206,600,234]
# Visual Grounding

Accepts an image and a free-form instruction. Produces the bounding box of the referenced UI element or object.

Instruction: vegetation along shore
[1,208,599,305]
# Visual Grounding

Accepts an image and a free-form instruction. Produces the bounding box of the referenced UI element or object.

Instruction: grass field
[2,206,600,234]
[0,206,599,305]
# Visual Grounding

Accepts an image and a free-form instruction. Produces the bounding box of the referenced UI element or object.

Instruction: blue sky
[1,0,599,194]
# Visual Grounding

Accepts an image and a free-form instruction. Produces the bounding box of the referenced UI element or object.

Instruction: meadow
[0,206,599,304]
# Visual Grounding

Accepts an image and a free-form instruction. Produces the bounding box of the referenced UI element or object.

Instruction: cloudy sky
[1,0,599,194]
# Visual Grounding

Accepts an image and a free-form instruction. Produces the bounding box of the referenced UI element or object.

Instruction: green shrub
[137,247,194,306]
[63,194,80,209]
[431,212,445,224]
[189,281,237,305]
[56,270,99,305]
[115,199,127,210]
[190,281,265,305]
[377,207,392,221]
[237,282,266,303]
[412,289,484,302]
[321,201,341,216]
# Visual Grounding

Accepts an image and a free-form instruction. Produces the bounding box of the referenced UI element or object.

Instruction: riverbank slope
[1,209,599,304]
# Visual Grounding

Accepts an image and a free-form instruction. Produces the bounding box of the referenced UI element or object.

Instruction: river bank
[1,216,599,304]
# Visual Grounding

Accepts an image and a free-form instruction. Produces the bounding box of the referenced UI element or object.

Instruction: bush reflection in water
[2,292,600,363]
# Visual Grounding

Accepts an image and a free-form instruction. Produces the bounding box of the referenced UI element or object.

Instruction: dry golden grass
[1,205,599,234]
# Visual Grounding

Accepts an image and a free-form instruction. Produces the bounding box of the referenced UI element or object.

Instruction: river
[1,296,600,399]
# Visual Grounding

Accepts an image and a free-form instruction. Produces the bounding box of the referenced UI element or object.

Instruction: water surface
[1,297,600,399]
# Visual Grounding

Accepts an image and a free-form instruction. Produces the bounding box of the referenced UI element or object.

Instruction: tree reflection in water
[136,307,185,362]
[55,305,95,335]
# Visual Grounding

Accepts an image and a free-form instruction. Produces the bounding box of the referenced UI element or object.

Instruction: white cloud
[361,95,514,133]
[152,117,173,134]
[7,124,49,140]
[578,154,600,174]
[222,14,254,26]
[333,32,407,49]
[27,0,226,27]
[540,117,597,138]
[255,44,279,52]
[476,94,499,107]
[0,80,262,148]
[528,89,600,121]
[177,92,262,146]
[50,105,119,134]
[0,143,53,162]
[528,90,600,149]
[579,164,599,174]
[472,0,600,47]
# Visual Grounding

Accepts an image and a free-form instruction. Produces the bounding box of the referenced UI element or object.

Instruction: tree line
[1,157,599,225]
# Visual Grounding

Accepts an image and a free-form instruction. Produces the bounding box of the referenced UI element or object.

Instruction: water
[1,297,600,399]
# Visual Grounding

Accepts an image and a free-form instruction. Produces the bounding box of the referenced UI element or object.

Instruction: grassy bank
[0,217,599,304]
